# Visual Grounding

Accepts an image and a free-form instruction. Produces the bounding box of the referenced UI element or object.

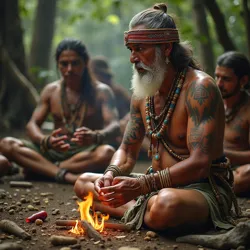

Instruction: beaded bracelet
[40,135,51,153]
[104,164,123,177]
[157,168,172,189]
[95,131,104,145]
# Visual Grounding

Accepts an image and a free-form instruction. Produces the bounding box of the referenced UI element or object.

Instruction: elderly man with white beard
[74,3,240,232]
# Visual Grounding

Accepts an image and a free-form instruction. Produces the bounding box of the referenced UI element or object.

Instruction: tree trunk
[242,0,250,58]
[0,0,38,132]
[204,0,237,51]
[192,0,215,76]
[29,0,57,73]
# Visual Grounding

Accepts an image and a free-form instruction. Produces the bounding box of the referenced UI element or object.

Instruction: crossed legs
[0,137,115,184]
[74,172,209,230]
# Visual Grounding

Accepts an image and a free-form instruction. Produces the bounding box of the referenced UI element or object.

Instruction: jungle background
[1,0,250,133]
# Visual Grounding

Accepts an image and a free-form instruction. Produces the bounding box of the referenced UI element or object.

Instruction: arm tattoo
[186,81,219,126]
[123,105,144,145]
[188,127,214,154]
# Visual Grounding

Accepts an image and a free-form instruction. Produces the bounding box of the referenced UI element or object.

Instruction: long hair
[217,51,250,80]
[129,3,201,71]
[55,38,96,105]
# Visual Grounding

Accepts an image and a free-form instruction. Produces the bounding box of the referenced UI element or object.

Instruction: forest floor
[0,161,250,250]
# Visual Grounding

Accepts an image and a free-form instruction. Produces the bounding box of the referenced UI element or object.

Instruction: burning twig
[0,219,31,240]
[176,221,250,249]
[9,181,33,188]
[0,242,23,250]
[56,220,131,232]
[81,220,103,241]
[50,235,77,246]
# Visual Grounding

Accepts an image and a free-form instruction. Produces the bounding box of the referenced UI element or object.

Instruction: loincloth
[122,157,239,231]
[21,139,98,164]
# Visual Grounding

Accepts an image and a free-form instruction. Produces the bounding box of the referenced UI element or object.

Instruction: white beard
[131,49,166,100]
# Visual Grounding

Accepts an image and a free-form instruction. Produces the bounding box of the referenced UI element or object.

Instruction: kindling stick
[55,219,131,232]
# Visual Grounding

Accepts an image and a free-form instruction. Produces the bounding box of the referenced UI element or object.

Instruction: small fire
[70,192,109,235]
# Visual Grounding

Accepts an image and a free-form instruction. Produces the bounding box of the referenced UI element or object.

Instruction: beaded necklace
[225,94,247,123]
[145,68,187,161]
[60,81,87,135]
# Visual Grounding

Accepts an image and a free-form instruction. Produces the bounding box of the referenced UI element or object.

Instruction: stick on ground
[50,235,78,246]
[0,219,31,240]
[0,242,23,250]
[9,181,33,188]
[176,221,250,249]
[81,220,103,241]
[56,220,130,232]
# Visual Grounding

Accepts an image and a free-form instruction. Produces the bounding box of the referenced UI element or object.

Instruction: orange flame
[70,192,109,235]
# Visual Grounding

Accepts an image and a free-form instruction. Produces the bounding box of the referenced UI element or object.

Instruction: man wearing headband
[75,3,239,231]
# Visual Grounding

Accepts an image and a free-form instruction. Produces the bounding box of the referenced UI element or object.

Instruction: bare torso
[45,80,108,135]
[224,96,250,151]
[138,68,225,171]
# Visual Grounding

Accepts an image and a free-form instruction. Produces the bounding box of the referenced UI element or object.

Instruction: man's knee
[0,137,23,156]
[146,189,182,229]
[74,172,99,198]
[96,145,115,161]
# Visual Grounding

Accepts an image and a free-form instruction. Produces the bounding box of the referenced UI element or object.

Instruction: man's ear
[164,43,173,57]
[240,75,249,89]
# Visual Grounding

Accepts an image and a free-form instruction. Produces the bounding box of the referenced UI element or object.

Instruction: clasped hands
[94,173,141,208]
[46,127,98,152]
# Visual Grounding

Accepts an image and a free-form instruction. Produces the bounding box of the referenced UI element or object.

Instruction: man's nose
[130,51,139,64]
[217,78,223,87]
[66,63,72,72]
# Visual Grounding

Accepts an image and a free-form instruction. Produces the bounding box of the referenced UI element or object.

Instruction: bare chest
[224,113,249,148]
[49,92,104,131]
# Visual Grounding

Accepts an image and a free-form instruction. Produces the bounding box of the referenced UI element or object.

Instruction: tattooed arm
[166,75,223,186]
[108,96,146,175]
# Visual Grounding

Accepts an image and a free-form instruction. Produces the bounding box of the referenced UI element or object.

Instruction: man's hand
[98,177,141,208]
[94,172,114,194]
[71,127,97,146]
[48,128,70,152]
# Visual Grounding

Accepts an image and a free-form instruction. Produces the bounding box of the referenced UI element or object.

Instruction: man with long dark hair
[215,51,250,195]
[0,38,120,184]
[74,4,240,231]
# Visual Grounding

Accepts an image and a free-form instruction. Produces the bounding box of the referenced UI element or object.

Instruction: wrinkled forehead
[124,28,180,46]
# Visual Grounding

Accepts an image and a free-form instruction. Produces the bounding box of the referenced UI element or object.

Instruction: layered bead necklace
[60,81,87,135]
[145,68,187,161]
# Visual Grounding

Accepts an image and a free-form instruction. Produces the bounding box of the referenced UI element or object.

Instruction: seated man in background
[0,38,120,184]
[90,56,150,157]
[215,51,250,195]
[0,154,11,177]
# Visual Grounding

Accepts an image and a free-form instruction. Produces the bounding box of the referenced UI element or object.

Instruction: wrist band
[40,135,51,153]
[104,164,123,177]
[95,131,104,145]
[157,168,172,189]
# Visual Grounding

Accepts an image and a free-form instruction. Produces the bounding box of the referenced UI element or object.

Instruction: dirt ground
[0,161,250,250]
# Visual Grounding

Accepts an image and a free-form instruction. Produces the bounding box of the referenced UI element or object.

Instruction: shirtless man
[0,38,120,184]
[0,154,11,177]
[215,51,250,195]
[74,3,239,231]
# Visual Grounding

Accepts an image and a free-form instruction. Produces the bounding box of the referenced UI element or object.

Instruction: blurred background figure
[90,56,131,120]
[90,56,150,159]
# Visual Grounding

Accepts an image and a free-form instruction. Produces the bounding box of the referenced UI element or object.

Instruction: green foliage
[20,0,249,92]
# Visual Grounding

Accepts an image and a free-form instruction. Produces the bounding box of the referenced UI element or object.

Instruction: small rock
[144,236,151,241]
[146,231,157,238]
[60,248,71,250]
[9,209,15,214]
[35,219,43,225]
[27,205,35,211]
